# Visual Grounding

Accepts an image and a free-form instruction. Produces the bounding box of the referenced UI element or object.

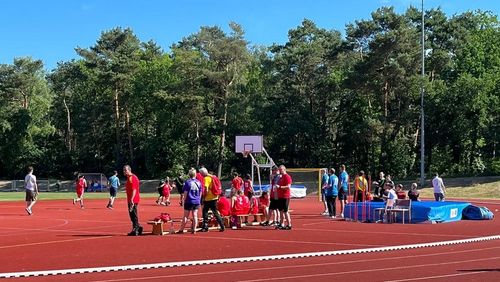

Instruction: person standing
[231,172,244,195]
[73,175,87,209]
[124,165,143,236]
[199,167,225,232]
[24,166,39,215]
[354,170,368,202]
[107,170,120,209]
[261,166,281,226]
[373,172,386,201]
[432,173,446,202]
[177,168,202,234]
[320,168,329,215]
[338,165,349,218]
[243,174,253,198]
[326,168,339,218]
[276,165,293,230]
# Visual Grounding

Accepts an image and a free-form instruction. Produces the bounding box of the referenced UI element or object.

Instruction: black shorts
[269,198,279,210]
[276,198,290,212]
[25,190,36,201]
[109,187,117,197]
[184,202,200,211]
[157,187,163,196]
[338,189,347,200]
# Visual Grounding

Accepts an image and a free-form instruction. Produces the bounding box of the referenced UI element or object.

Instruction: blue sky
[1,0,499,71]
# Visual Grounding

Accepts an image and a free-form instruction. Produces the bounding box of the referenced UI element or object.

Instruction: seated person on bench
[247,191,259,224]
[217,194,231,217]
[258,191,270,223]
[230,189,250,229]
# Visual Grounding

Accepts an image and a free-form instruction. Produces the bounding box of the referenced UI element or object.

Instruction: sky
[1,0,499,71]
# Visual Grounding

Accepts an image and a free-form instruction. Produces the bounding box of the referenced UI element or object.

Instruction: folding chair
[387,199,412,224]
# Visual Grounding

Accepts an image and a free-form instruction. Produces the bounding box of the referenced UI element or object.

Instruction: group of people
[320,165,349,219]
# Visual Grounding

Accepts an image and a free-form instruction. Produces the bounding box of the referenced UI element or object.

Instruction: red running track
[0,196,498,281]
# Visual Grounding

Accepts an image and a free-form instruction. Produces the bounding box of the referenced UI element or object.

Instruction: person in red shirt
[73,175,87,209]
[276,165,292,230]
[243,174,253,198]
[230,189,249,229]
[258,191,270,223]
[161,177,172,206]
[217,195,231,217]
[231,172,243,195]
[124,165,143,236]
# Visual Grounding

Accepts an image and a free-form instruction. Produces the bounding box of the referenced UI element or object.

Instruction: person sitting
[408,183,420,201]
[258,191,270,225]
[217,194,231,217]
[395,184,406,199]
[247,191,259,223]
[230,189,250,229]
[379,183,397,223]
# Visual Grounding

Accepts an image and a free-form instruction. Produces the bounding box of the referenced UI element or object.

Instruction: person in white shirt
[24,166,39,215]
[432,173,446,202]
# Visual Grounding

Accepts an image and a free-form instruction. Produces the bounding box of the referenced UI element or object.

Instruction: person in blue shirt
[107,171,120,209]
[338,165,349,218]
[320,168,329,215]
[326,168,339,218]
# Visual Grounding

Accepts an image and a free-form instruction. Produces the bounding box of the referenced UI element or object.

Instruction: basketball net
[242,150,251,158]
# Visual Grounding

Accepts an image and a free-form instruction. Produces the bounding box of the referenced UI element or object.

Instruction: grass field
[419,180,500,199]
[1,180,498,201]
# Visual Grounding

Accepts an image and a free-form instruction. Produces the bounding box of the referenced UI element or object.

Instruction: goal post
[287,168,324,201]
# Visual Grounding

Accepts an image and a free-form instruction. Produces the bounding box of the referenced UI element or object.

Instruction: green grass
[419,181,500,199]
[0,192,174,202]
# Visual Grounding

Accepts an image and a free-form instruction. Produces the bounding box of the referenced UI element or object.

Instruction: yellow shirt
[203,175,218,201]
[354,176,368,191]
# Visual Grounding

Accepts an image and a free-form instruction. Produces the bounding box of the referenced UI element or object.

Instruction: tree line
[1,7,499,180]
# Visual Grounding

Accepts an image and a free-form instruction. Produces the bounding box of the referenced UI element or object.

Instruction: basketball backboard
[235,135,263,153]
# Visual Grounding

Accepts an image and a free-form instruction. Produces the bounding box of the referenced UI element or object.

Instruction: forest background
[1,6,499,180]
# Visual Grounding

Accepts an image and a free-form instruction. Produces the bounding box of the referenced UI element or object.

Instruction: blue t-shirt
[108,175,120,189]
[326,174,339,197]
[183,178,202,205]
[339,171,349,192]
[321,173,329,194]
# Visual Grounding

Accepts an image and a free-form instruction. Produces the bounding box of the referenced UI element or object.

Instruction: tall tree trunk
[62,89,72,151]
[114,88,121,167]
[125,107,133,164]
[217,99,228,178]
[195,120,200,166]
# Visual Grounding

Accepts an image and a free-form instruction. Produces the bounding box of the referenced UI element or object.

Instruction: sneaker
[80,206,85,210]
[127,230,138,236]
[321,211,328,215]
[175,230,185,234]
[275,224,283,230]
[284,225,292,230]
[25,208,32,215]
[138,226,143,235]
[340,213,344,218]
[231,226,237,230]
[200,228,208,232]
[108,205,113,210]
[260,221,269,226]
[331,216,336,219]
[219,227,225,232]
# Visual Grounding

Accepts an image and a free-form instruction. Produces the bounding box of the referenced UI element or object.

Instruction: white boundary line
[0,235,498,279]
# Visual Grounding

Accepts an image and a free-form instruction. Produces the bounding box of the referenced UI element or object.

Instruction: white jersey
[24,173,37,191]
[432,176,444,194]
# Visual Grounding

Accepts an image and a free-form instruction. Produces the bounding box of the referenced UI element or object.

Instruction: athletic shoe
[321,211,328,215]
[25,208,32,215]
[275,224,283,230]
[219,227,225,232]
[331,216,336,219]
[175,230,184,234]
[80,206,84,210]
[138,226,143,235]
[260,221,269,226]
[284,225,292,230]
[200,228,208,232]
[127,230,138,236]
[340,213,344,218]
[108,205,113,210]
[231,226,237,230]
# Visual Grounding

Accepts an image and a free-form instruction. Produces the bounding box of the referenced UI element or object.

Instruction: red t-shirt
[231,176,243,191]
[76,178,85,192]
[232,195,250,215]
[196,172,205,190]
[250,197,258,214]
[126,174,140,204]
[259,196,269,208]
[217,196,231,216]
[277,173,292,199]
[162,183,171,197]
[243,180,253,196]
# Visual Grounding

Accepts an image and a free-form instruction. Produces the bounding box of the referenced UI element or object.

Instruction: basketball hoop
[242,150,251,158]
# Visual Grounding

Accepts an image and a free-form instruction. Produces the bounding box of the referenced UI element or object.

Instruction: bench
[147,220,175,235]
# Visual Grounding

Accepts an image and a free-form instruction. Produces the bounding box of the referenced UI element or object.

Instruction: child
[395,184,406,199]
[230,189,249,229]
[408,183,420,201]
[73,175,86,209]
[156,181,165,205]
[258,191,270,224]
[247,191,259,224]
[161,177,172,206]
[243,174,253,198]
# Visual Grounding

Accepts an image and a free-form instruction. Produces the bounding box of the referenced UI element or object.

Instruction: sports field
[0,193,498,281]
